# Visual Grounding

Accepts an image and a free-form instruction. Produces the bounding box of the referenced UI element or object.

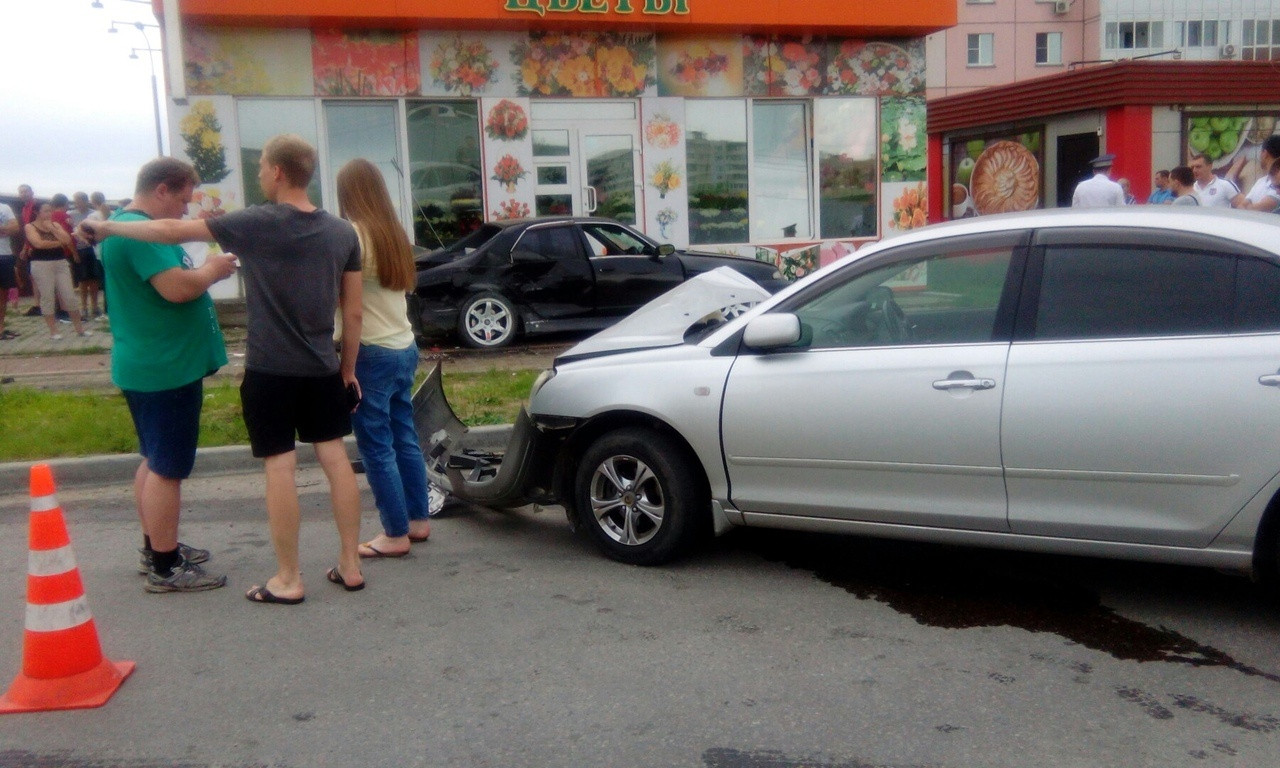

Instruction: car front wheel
[574,428,707,565]
[458,292,517,349]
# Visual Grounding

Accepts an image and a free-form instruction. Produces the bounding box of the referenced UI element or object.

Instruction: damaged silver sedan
[417,209,1280,583]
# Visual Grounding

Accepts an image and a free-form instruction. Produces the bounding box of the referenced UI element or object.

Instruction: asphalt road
[0,468,1278,767]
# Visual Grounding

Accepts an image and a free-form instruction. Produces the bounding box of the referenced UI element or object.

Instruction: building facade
[152,0,954,297]
[927,0,1280,100]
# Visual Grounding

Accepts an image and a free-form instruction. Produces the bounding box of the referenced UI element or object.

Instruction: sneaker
[144,558,227,593]
[23,306,41,317]
[77,329,93,337]
[138,542,211,574]
[50,333,63,341]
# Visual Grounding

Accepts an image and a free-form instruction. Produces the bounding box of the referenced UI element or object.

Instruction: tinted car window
[1035,246,1233,340]
[582,224,653,256]
[1235,257,1280,333]
[793,245,1015,349]
[515,226,583,261]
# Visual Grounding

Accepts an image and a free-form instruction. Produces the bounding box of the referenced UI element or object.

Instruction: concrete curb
[1,424,513,491]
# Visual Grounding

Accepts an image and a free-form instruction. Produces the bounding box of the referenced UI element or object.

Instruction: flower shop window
[751,101,812,241]
[407,100,483,249]
[236,100,322,207]
[815,98,878,239]
[324,101,405,223]
[686,100,749,245]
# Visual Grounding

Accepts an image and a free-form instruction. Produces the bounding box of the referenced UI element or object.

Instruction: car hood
[559,267,770,360]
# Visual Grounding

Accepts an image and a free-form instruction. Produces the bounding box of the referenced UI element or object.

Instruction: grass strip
[0,367,539,461]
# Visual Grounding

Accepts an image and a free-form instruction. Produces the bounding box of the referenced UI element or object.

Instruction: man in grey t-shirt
[81,135,366,603]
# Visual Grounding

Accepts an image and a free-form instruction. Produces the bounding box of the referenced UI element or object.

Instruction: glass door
[531,102,641,225]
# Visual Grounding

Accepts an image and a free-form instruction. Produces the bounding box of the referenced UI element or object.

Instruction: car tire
[573,428,708,566]
[458,292,518,349]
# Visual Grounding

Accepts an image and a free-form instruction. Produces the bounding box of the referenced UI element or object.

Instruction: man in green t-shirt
[98,157,238,593]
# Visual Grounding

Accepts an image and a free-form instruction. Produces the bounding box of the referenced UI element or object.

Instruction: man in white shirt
[1190,153,1239,208]
[0,202,18,339]
[1231,136,1280,213]
[1071,153,1126,208]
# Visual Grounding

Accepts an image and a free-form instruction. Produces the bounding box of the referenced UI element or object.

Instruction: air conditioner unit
[1053,0,1070,14]
[1220,44,1236,58]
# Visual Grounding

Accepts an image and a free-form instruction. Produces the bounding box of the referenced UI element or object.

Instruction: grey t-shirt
[207,203,360,376]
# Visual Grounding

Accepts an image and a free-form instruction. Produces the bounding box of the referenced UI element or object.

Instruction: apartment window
[967,33,995,65]
[1036,32,1063,64]
[1242,20,1280,59]
[1183,20,1224,47]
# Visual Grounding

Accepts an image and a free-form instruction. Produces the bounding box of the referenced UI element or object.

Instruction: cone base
[0,658,135,714]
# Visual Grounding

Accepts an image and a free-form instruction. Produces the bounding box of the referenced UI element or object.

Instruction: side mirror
[656,243,676,257]
[742,313,802,350]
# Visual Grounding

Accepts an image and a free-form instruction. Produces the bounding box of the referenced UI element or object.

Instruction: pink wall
[928,0,1099,99]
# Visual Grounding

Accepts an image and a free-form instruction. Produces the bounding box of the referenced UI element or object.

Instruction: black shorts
[240,369,352,458]
[0,255,14,290]
[122,379,203,480]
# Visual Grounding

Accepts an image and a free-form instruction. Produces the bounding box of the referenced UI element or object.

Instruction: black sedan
[411,217,788,348]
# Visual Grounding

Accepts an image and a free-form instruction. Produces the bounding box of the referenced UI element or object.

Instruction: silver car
[423,208,1280,585]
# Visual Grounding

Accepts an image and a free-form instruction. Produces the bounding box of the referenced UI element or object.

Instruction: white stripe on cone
[25,597,93,633]
[27,546,77,577]
[29,494,58,514]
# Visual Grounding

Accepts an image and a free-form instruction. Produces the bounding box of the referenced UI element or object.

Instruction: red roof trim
[928,61,1280,134]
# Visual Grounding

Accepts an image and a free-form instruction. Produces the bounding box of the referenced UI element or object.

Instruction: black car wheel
[574,428,708,565]
[458,292,517,349]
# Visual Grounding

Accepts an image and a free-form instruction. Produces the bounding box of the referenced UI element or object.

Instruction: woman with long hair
[336,158,433,560]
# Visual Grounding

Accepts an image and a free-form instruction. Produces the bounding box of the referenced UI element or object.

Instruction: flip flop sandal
[326,566,365,592]
[358,542,409,558]
[245,584,304,605]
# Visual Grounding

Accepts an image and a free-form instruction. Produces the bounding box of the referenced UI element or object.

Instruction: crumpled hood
[559,267,770,359]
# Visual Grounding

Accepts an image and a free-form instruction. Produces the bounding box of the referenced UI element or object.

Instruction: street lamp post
[109,20,164,157]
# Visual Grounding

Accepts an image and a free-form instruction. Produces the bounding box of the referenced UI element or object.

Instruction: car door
[580,222,683,316]
[720,231,1027,531]
[1001,228,1280,547]
[507,224,595,319]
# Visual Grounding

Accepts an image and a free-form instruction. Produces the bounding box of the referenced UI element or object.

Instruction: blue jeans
[352,343,428,537]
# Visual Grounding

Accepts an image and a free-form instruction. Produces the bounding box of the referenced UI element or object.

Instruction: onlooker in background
[335,158,434,561]
[1268,159,1280,211]
[1117,178,1137,205]
[70,192,104,319]
[1072,154,1126,208]
[1230,135,1280,213]
[1147,170,1174,204]
[48,194,74,323]
[1190,153,1238,208]
[23,203,90,339]
[17,184,39,316]
[1168,166,1200,206]
[81,134,366,605]
[99,157,238,593]
[88,192,112,316]
[0,201,18,340]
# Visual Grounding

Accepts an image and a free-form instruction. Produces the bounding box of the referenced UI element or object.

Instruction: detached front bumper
[412,363,565,509]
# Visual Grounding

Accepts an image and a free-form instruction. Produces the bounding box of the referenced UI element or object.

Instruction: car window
[1235,257,1280,333]
[1034,246,1233,340]
[581,224,653,257]
[793,245,1015,349]
[513,225,583,261]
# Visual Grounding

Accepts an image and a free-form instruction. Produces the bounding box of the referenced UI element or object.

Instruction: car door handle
[932,374,996,391]
[1259,374,1280,387]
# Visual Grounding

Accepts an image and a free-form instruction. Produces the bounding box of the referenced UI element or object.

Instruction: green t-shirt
[101,210,228,392]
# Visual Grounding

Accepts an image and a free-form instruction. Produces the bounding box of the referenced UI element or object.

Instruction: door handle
[1259,373,1280,387]
[584,186,598,214]
[933,370,996,391]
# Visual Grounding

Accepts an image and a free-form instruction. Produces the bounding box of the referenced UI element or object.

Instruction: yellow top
[335,223,416,350]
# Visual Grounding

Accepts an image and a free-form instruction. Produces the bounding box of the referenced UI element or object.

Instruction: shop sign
[504,0,689,17]
[947,130,1044,219]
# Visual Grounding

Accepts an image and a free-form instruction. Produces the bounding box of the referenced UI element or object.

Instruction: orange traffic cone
[0,464,134,713]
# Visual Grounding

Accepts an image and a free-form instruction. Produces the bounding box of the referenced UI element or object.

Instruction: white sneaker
[78,329,93,337]
[50,333,63,341]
